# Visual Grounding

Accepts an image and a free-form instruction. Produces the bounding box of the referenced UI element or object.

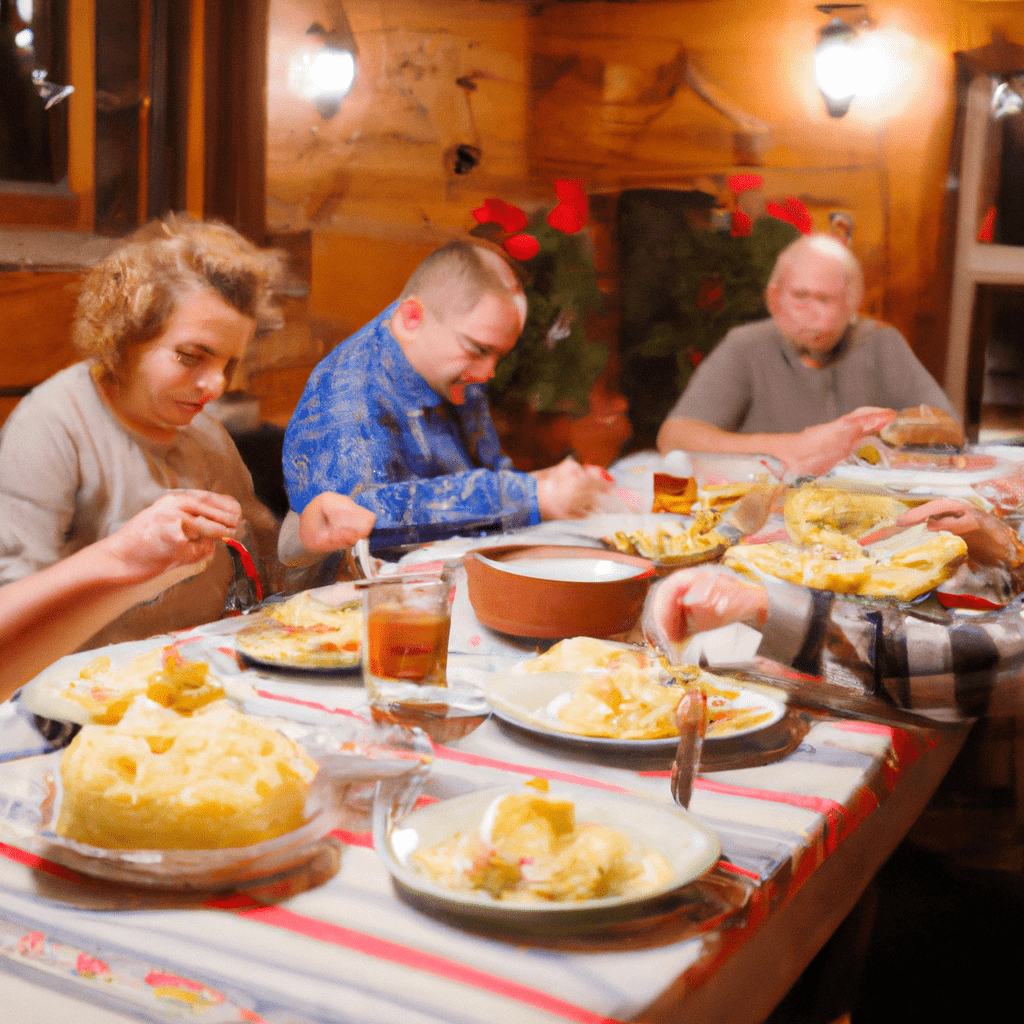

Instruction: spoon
[670,687,706,809]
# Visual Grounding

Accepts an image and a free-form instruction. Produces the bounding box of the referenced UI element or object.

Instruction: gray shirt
[667,317,955,434]
[0,362,280,647]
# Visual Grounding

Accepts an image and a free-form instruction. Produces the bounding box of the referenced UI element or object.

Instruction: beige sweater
[0,362,279,647]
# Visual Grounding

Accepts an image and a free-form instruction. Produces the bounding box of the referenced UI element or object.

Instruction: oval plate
[375,783,721,934]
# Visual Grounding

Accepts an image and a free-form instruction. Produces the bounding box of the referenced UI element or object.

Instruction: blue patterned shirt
[283,303,540,549]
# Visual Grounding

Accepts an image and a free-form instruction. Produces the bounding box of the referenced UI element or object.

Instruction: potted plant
[469,182,608,469]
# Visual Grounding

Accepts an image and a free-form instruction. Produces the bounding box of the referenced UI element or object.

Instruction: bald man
[281,240,611,557]
[657,233,958,475]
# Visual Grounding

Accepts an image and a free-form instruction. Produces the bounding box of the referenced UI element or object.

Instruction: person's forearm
[657,416,790,462]
[0,543,203,700]
[353,469,540,533]
[278,509,324,567]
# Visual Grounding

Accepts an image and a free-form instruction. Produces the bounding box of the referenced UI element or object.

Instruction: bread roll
[56,701,317,850]
[880,405,965,449]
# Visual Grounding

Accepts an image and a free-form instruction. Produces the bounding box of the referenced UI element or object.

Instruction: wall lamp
[814,4,869,118]
[287,14,358,119]
[992,77,1024,120]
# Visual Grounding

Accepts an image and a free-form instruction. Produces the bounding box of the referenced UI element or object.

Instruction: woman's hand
[896,498,1024,567]
[642,565,768,655]
[102,490,242,582]
[298,491,376,552]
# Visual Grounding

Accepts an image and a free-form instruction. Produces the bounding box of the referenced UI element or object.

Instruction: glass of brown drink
[361,573,454,713]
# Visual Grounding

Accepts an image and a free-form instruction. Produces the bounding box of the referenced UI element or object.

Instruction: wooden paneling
[0,272,80,391]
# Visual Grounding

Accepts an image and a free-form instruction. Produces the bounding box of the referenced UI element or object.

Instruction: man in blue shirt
[280,241,612,557]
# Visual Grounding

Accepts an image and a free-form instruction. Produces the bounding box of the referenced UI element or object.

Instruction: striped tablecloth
[0,580,957,1024]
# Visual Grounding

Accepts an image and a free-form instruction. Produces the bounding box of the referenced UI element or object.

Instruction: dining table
[0,505,971,1024]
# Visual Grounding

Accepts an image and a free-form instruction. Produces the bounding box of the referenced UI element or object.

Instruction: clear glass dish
[0,718,432,890]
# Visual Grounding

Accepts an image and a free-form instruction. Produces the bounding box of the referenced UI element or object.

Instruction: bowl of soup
[463,544,656,639]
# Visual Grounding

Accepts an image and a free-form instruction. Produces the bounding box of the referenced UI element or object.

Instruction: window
[0,0,70,185]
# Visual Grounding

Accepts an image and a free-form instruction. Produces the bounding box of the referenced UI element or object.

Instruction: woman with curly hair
[0,215,373,647]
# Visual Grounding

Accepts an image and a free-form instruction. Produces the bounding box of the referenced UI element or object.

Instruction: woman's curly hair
[73,214,286,376]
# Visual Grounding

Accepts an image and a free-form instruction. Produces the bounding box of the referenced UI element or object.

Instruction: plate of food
[18,640,249,729]
[482,637,786,754]
[234,586,363,673]
[600,510,729,569]
[374,777,720,932]
[0,702,432,889]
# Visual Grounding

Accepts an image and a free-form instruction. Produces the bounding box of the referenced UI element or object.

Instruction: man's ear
[393,297,425,337]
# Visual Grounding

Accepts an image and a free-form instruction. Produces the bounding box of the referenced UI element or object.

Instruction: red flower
[978,205,996,243]
[727,174,763,194]
[731,210,752,237]
[766,197,813,234]
[472,198,528,233]
[686,346,704,368]
[546,178,588,234]
[503,233,541,260]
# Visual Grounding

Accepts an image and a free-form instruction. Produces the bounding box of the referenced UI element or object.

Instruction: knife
[715,483,783,546]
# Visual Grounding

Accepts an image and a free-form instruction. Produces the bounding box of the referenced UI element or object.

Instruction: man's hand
[533,457,615,520]
[103,490,242,583]
[298,492,376,552]
[642,565,768,653]
[896,498,1024,567]
[782,406,896,475]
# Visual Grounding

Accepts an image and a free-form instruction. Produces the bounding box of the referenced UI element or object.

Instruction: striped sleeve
[759,579,1024,720]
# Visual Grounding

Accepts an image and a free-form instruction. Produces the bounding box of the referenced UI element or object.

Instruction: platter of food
[234,588,363,673]
[0,705,432,890]
[482,637,786,754]
[374,779,721,932]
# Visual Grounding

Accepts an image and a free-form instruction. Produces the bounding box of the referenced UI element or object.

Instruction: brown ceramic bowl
[463,544,656,639]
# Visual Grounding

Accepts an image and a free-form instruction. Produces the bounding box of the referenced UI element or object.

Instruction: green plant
[469,184,607,417]
[638,215,798,388]
[617,184,805,449]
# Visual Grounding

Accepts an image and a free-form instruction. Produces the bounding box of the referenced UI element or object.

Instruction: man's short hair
[767,233,864,311]
[399,240,522,322]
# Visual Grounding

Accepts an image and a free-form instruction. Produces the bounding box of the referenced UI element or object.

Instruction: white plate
[18,637,251,727]
[483,669,786,754]
[0,719,431,890]
[374,782,721,933]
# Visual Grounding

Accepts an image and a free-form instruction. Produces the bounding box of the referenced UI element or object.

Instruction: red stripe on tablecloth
[715,859,760,883]
[638,776,878,854]
[0,841,89,883]
[332,828,374,848]
[255,690,361,719]
[637,772,873,826]
[208,899,619,1024]
[432,745,634,794]
[693,776,855,817]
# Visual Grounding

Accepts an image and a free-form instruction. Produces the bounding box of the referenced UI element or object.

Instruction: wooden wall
[4,1,1024,448]
[264,0,1024,433]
